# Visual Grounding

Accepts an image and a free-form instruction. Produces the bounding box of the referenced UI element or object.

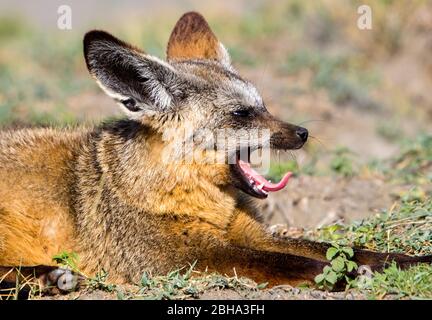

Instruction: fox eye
[232,109,251,118]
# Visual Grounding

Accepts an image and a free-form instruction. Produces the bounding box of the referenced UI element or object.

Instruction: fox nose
[296,127,308,143]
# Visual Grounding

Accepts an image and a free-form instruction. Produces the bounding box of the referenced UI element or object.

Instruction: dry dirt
[41,286,371,300]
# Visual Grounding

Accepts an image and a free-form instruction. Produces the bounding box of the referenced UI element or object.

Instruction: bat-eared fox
[0,12,430,294]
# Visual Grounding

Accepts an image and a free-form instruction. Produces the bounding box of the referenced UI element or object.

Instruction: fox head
[83,12,308,199]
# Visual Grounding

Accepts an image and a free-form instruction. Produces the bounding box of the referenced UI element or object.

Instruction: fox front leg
[227,209,432,273]
[0,265,84,296]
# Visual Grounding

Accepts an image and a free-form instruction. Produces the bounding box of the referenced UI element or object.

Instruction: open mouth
[233,151,293,199]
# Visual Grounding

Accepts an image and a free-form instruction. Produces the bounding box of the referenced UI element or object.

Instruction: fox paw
[357,265,373,278]
[268,224,304,239]
[39,268,83,294]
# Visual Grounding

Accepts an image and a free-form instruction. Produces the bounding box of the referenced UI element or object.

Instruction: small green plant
[314,244,358,290]
[130,261,267,300]
[367,134,432,185]
[330,147,357,177]
[86,269,116,292]
[139,262,199,299]
[314,196,432,255]
[365,262,432,299]
[311,196,432,297]
[52,251,79,272]
[393,134,432,183]
[316,224,345,242]
[376,121,402,142]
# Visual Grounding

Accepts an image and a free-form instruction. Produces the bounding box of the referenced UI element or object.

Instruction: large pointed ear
[84,30,183,119]
[166,12,232,69]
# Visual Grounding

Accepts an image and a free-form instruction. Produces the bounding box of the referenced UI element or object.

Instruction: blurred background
[0,0,431,228]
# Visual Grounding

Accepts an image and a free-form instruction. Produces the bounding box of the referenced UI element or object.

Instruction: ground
[0,0,431,300]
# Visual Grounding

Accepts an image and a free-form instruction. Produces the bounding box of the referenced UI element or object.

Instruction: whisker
[309,135,329,150]
[288,150,300,170]
[277,149,281,178]
[296,119,328,126]
[255,62,270,91]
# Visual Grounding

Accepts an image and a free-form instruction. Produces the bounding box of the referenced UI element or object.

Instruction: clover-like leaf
[331,256,345,272]
[346,261,358,272]
[323,265,333,274]
[326,247,339,260]
[314,274,325,284]
[325,271,338,284]
[342,247,354,258]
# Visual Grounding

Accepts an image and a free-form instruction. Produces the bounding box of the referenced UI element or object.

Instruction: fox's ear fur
[167,12,232,68]
[84,30,184,119]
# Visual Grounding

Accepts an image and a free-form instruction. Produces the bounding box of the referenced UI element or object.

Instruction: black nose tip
[296,127,308,143]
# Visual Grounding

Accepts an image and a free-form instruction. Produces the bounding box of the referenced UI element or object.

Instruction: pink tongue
[238,159,292,192]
